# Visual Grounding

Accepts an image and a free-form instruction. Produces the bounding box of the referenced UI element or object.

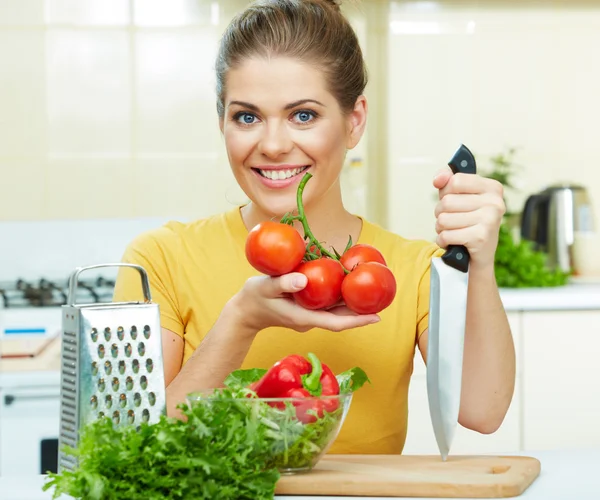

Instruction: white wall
[0,0,245,222]
[387,0,600,242]
[1,0,600,277]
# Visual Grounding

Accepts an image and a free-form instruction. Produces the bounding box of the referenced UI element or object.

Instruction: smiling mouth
[253,165,310,181]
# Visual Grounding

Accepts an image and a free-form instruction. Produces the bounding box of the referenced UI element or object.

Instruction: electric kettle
[520,184,595,273]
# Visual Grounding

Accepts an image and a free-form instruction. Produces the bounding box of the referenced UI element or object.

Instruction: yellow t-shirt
[113,206,443,455]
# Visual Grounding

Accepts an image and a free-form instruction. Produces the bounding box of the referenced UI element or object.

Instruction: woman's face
[220,56,366,218]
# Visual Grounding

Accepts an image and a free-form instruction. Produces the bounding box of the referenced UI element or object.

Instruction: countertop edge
[1,449,598,500]
[499,283,600,311]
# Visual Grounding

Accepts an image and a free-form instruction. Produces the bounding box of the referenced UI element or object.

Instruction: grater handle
[67,263,152,305]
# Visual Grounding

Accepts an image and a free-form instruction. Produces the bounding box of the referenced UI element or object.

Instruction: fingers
[434,193,482,217]
[432,165,505,266]
[301,308,380,332]
[435,210,480,234]
[432,166,452,190]
[437,173,504,200]
[275,299,380,333]
[247,273,308,298]
[244,274,381,334]
[276,273,308,294]
[435,193,506,217]
[436,226,471,249]
[323,305,364,316]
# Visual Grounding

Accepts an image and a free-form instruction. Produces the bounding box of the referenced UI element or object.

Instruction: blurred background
[1,0,599,278]
[1,0,599,478]
[1,0,600,279]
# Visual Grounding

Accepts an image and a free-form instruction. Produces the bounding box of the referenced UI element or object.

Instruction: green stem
[303,352,323,394]
[294,173,338,260]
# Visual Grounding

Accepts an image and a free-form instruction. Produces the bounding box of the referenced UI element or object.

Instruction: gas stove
[0,276,115,309]
[0,275,116,337]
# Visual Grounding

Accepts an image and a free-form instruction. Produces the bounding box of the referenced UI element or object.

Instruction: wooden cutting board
[275,454,541,498]
[0,336,55,358]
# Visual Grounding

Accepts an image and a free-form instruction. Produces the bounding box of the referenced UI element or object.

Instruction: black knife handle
[442,144,477,273]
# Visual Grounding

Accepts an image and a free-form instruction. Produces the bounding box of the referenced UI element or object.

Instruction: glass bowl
[186,390,353,474]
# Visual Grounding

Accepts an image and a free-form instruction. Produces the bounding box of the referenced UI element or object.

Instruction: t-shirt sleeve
[416,244,445,340]
[112,229,184,338]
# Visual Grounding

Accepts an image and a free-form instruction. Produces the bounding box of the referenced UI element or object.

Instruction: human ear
[219,116,224,134]
[345,95,367,150]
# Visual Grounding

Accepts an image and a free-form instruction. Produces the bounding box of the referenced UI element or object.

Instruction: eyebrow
[228,99,326,111]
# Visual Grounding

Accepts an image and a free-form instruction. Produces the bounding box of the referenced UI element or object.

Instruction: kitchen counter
[499,282,600,311]
[1,449,598,500]
[0,335,61,372]
[0,335,61,387]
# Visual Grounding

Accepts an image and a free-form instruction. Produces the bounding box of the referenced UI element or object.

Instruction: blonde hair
[215,0,368,117]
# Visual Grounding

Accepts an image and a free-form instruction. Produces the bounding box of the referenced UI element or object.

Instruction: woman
[113,0,515,454]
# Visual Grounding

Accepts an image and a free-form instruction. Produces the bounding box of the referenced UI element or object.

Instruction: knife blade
[426,143,477,461]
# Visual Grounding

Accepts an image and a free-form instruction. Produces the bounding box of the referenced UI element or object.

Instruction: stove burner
[0,276,116,308]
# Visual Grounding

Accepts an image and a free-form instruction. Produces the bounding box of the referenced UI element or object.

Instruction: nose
[257,121,293,159]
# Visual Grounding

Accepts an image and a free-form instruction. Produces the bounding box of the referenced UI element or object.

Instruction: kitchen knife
[426,143,477,461]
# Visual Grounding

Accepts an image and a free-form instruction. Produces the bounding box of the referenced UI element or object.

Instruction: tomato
[293,258,345,310]
[340,244,386,271]
[342,262,396,314]
[245,221,306,276]
[306,244,322,258]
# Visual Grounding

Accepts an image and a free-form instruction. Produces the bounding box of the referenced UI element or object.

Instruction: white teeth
[259,166,306,180]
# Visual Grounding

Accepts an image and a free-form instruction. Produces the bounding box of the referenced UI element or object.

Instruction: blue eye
[235,113,257,125]
[295,110,315,123]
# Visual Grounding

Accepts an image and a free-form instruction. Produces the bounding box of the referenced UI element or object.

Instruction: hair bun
[322,0,341,11]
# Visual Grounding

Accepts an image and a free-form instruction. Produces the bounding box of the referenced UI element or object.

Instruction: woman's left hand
[433,167,506,269]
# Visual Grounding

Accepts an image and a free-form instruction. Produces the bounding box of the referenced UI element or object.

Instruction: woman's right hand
[227,272,381,334]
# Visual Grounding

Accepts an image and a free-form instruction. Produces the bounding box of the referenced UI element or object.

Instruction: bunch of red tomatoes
[244,174,396,315]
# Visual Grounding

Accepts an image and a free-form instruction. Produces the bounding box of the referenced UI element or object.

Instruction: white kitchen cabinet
[403,312,522,455]
[522,310,600,450]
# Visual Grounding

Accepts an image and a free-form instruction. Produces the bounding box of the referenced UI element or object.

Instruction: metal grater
[57,263,166,472]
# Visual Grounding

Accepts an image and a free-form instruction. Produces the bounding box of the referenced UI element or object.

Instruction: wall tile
[0,0,44,25]
[133,0,215,27]
[0,159,45,220]
[553,23,600,158]
[386,1,600,242]
[134,29,221,158]
[46,29,131,157]
[133,158,239,218]
[45,0,130,26]
[45,159,135,218]
[0,216,182,281]
[0,30,46,157]
[387,156,439,241]
[388,32,477,157]
[471,12,561,157]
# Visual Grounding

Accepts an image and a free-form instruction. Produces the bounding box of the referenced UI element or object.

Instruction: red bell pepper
[319,362,340,413]
[251,352,340,422]
[281,387,325,424]
[248,354,311,395]
[280,354,312,374]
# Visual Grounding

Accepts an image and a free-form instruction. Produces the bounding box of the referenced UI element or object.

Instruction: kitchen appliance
[0,275,116,338]
[57,263,166,472]
[0,273,117,476]
[0,373,61,477]
[427,144,476,461]
[521,184,595,273]
[275,454,541,497]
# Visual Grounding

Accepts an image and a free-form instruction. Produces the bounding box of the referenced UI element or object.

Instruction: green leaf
[43,391,281,500]
[493,222,571,288]
[42,359,372,499]
[224,368,267,390]
[343,235,353,254]
[336,367,370,394]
